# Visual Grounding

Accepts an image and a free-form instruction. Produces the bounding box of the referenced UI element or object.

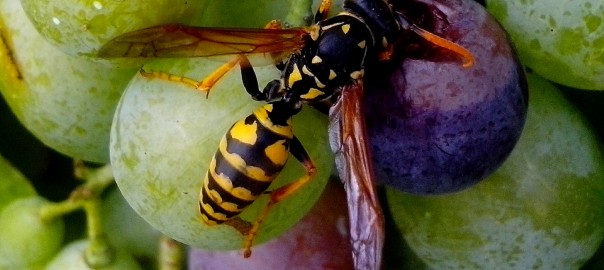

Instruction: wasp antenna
[411,25,475,68]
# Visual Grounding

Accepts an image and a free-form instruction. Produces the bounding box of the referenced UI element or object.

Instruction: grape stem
[84,198,115,268]
[158,235,185,270]
[39,160,117,267]
[39,161,114,221]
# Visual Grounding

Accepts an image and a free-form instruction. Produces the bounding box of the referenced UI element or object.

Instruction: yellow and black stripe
[199,104,294,225]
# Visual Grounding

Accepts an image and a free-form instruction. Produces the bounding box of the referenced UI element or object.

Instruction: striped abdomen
[199,104,293,225]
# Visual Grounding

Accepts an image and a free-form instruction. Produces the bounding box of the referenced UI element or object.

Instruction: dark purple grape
[363,0,528,194]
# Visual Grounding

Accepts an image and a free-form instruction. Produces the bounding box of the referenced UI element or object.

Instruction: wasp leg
[410,25,475,68]
[242,136,316,258]
[191,20,286,96]
[239,55,286,102]
[197,55,244,96]
[139,55,243,98]
[141,19,287,98]
[139,69,203,91]
[238,55,264,101]
[315,0,332,23]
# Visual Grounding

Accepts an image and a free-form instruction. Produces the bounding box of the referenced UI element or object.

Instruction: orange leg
[140,21,284,98]
[411,25,475,68]
[140,55,242,98]
[315,0,332,23]
[242,136,316,258]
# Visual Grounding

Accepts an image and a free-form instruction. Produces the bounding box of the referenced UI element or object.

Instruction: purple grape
[363,0,528,194]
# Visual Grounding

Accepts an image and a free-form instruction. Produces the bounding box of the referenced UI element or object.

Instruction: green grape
[110,57,333,251]
[0,196,65,269]
[0,0,137,162]
[20,0,206,56]
[101,187,161,260]
[486,0,604,90]
[386,73,604,269]
[0,154,36,210]
[190,1,311,27]
[44,240,142,270]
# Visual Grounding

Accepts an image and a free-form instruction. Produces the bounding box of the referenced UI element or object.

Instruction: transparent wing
[98,24,308,59]
[328,84,385,270]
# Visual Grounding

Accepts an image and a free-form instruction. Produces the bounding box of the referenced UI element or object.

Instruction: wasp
[99,0,473,268]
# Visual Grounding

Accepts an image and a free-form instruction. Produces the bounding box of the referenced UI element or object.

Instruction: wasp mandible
[99,0,474,268]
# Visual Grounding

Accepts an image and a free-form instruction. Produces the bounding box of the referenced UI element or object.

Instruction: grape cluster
[0,0,602,269]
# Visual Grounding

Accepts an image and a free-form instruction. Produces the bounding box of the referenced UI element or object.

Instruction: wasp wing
[98,24,308,59]
[328,84,385,270]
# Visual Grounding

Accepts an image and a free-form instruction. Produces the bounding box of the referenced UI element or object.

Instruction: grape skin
[0,197,65,269]
[364,0,528,194]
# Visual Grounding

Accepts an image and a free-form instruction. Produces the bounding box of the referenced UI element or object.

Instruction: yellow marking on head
[350,70,364,80]
[301,88,325,100]
[264,140,289,166]
[287,65,303,87]
[382,36,388,48]
[302,65,314,77]
[314,77,326,88]
[341,24,350,34]
[358,40,366,49]
[229,119,258,145]
[252,106,294,139]
[311,55,322,64]
[328,69,337,80]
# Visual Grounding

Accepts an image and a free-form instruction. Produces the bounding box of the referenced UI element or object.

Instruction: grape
[188,179,353,269]
[189,1,311,28]
[0,196,65,269]
[101,187,161,260]
[385,73,604,269]
[0,0,137,162]
[486,0,604,90]
[0,154,36,210]
[44,239,142,270]
[110,57,333,251]
[363,0,528,194]
[20,0,206,56]
[582,243,604,269]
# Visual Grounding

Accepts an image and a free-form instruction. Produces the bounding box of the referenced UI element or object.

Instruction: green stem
[84,198,115,268]
[39,163,114,222]
[158,235,185,270]
[74,161,115,192]
[39,199,85,223]
[38,161,117,267]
